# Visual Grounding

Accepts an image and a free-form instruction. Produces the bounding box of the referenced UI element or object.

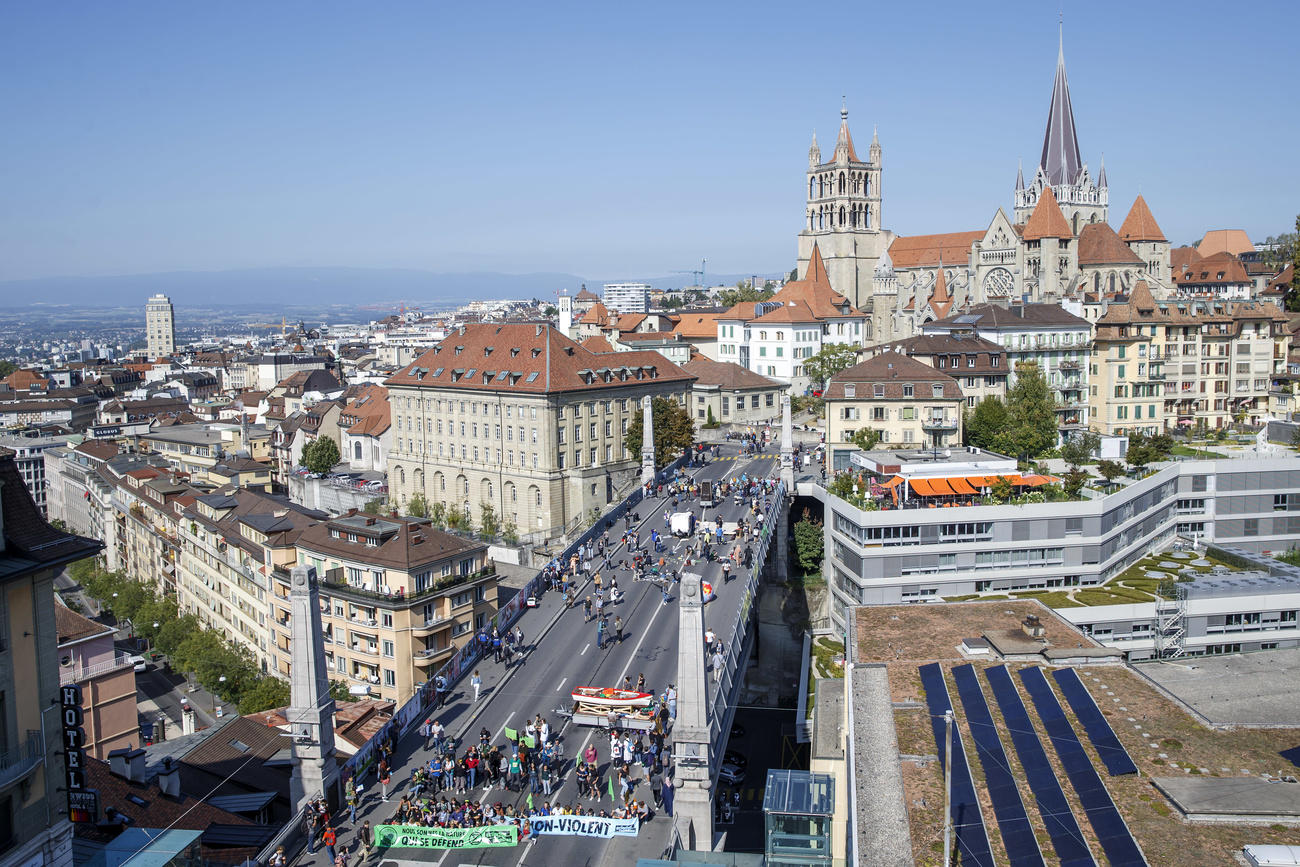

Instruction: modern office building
[144,293,176,359]
[821,453,1300,632]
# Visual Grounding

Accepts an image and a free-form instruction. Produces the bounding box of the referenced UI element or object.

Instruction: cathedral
[795,31,1173,344]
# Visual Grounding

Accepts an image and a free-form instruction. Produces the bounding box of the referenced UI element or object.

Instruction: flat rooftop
[1135,648,1300,726]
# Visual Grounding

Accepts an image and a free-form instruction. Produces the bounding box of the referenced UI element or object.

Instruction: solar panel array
[1019,667,1148,866]
[951,665,1046,867]
[1051,668,1139,776]
[984,666,1096,867]
[918,663,995,867]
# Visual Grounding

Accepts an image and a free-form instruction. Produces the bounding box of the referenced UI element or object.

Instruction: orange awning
[930,479,956,496]
[878,475,904,489]
[949,478,978,495]
[909,478,935,496]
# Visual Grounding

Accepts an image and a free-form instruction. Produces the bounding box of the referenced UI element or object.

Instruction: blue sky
[1,0,1296,284]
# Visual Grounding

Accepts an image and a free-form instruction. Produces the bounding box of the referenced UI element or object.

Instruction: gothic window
[353,442,362,460]
[865,176,871,197]
[809,178,815,199]
[840,206,846,225]
[839,172,846,194]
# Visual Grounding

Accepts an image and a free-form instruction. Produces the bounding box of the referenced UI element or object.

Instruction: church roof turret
[1023,186,1073,240]
[869,125,881,161]
[1097,154,1108,188]
[928,258,953,320]
[809,130,821,167]
[1039,27,1083,186]
[1118,195,1166,242]
[834,101,859,163]
[1016,159,1025,192]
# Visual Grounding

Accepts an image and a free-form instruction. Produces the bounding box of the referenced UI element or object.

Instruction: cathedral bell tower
[797,103,891,311]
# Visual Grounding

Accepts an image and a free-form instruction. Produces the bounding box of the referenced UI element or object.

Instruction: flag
[526,792,533,810]
[524,735,536,749]
[608,773,615,799]
[504,726,517,742]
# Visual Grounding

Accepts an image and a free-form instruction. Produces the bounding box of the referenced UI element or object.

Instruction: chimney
[158,756,181,798]
[109,746,148,783]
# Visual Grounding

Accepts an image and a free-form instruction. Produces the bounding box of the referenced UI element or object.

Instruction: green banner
[374,824,518,850]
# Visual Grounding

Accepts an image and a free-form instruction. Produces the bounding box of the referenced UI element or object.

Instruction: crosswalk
[710,454,773,461]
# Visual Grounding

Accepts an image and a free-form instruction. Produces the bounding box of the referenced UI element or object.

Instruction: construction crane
[245,316,291,333]
[671,258,707,289]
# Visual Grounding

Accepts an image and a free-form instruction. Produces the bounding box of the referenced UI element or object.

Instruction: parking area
[717,705,805,854]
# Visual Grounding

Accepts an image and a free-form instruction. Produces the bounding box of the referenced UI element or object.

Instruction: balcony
[60,652,136,685]
[0,731,44,791]
[320,565,496,606]
[920,418,958,432]
[413,616,452,638]
[1054,401,1083,412]
[1058,360,1081,370]
[350,643,379,657]
[414,645,455,667]
[1146,370,1166,381]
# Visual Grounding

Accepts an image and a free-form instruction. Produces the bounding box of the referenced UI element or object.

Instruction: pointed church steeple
[1097,153,1108,188]
[1040,26,1082,186]
[869,125,881,163]
[834,99,858,163]
[928,257,953,319]
[1016,159,1025,192]
[808,130,821,167]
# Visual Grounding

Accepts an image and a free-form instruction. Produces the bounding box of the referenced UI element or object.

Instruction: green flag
[504,726,517,742]
[526,792,533,810]
[524,735,536,749]
[607,772,615,799]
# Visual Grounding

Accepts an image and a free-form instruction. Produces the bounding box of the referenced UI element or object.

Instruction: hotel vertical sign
[60,684,98,822]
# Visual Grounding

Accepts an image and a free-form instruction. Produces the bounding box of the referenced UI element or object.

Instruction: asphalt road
[300,443,780,867]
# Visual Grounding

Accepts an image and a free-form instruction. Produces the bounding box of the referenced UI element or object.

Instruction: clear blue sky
[2,0,1296,284]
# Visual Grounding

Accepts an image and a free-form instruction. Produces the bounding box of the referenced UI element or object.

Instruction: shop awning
[878,475,905,489]
[948,478,979,495]
[909,478,936,496]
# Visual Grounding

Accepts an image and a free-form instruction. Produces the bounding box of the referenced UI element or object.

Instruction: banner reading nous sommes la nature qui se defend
[374,824,518,849]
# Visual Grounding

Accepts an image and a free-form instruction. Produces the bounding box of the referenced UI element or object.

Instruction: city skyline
[2,0,1296,287]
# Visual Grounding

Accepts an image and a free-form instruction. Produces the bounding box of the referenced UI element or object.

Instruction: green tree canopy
[999,362,1058,460]
[1097,459,1125,483]
[964,396,1009,451]
[1059,430,1101,468]
[239,677,291,714]
[792,508,824,575]
[625,396,696,469]
[1062,467,1090,499]
[850,428,881,452]
[0,360,16,378]
[301,436,340,475]
[803,343,861,388]
[715,285,775,308]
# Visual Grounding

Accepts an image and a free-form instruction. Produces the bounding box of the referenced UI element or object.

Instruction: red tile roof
[579,335,615,353]
[1174,251,1250,287]
[928,262,953,319]
[385,323,695,395]
[1197,229,1253,257]
[1022,186,1073,240]
[824,351,963,400]
[1118,195,1166,242]
[672,313,723,340]
[1078,222,1145,266]
[888,231,983,269]
[681,357,782,390]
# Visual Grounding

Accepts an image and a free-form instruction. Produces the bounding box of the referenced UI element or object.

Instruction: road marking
[580,643,590,655]
[494,715,512,740]
[556,677,567,692]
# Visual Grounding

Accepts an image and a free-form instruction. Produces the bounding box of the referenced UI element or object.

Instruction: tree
[301,436,340,475]
[1291,426,1300,449]
[1126,432,1159,474]
[330,679,359,703]
[803,343,860,388]
[239,677,291,714]
[428,500,447,528]
[407,492,429,518]
[964,396,1009,451]
[501,518,519,545]
[625,396,696,469]
[479,504,501,539]
[715,285,775,308]
[792,508,824,575]
[1097,459,1125,484]
[1061,467,1090,499]
[989,475,1015,503]
[362,498,384,515]
[1059,430,1101,468]
[704,406,718,428]
[0,360,15,378]
[850,428,881,451]
[999,362,1058,460]
[1149,432,1175,460]
[542,305,558,317]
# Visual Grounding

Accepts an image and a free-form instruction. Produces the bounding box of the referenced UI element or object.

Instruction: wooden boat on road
[570,686,653,708]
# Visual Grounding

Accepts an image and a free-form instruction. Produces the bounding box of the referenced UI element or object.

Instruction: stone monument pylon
[673,571,715,850]
[641,395,656,487]
[288,564,337,813]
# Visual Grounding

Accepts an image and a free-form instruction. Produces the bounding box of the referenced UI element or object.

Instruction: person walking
[583,595,593,622]
[322,825,337,864]
[614,615,623,644]
[662,774,675,816]
[666,684,677,720]
[378,763,391,802]
[358,821,372,862]
[712,647,726,683]
[596,616,606,650]
[471,670,482,702]
[345,778,358,825]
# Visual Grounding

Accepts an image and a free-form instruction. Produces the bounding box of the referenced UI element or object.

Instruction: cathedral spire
[1016,159,1025,192]
[835,98,858,162]
[1097,153,1107,188]
[1040,26,1082,186]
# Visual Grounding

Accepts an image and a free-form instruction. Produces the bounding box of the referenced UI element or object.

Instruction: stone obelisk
[288,564,337,813]
[641,395,656,487]
[779,394,794,491]
[673,571,715,850]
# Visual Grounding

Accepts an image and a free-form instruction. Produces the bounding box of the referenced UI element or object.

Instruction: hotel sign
[60,684,98,822]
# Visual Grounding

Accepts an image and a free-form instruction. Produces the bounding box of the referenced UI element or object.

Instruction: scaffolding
[1154,578,1187,659]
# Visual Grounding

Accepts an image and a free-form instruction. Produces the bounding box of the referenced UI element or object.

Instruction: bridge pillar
[641,395,655,487]
[672,571,715,851]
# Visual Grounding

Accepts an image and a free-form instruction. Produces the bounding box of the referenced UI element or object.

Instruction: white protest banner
[529,814,639,838]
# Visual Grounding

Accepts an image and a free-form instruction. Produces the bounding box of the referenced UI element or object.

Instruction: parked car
[717,762,746,786]
[723,749,747,770]
[129,655,147,673]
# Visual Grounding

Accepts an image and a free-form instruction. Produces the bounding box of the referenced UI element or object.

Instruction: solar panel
[1051,668,1139,776]
[918,663,995,867]
[984,666,1095,867]
[952,665,1046,866]
[1019,668,1148,867]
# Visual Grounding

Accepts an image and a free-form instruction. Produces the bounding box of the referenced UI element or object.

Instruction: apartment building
[177,489,325,674]
[135,423,271,476]
[43,440,120,539]
[0,432,71,517]
[821,454,1300,631]
[385,323,694,542]
[0,447,102,867]
[923,302,1092,433]
[861,332,1008,410]
[145,293,176,359]
[602,283,651,314]
[56,604,138,760]
[286,514,495,703]
[1091,281,1288,434]
[680,357,785,426]
[823,352,964,469]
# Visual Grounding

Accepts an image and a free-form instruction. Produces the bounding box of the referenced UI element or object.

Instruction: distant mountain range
[0,266,786,309]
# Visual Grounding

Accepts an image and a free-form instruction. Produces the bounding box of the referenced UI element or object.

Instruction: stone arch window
[809,178,815,199]
[759,331,767,341]
[353,442,362,461]
[838,172,845,194]
[435,471,446,493]
[414,468,424,490]
[396,465,406,486]
[775,331,784,341]
[507,482,517,503]
[533,486,541,507]
[840,206,846,225]
[483,478,493,501]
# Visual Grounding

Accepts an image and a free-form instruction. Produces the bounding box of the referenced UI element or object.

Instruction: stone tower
[287,564,337,813]
[1013,28,1108,232]
[797,104,891,312]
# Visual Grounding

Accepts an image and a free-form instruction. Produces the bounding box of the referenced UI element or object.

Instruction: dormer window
[484,346,493,356]
[873,384,885,398]
[454,346,463,355]
[932,383,944,397]
[844,383,856,398]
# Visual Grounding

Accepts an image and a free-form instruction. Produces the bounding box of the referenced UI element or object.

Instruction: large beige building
[385,323,695,542]
[288,513,495,704]
[1091,282,1289,435]
[145,293,176,359]
[823,351,965,470]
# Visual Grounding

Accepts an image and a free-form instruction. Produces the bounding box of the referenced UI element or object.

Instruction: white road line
[556,677,567,692]
[494,715,512,740]
[580,643,590,655]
